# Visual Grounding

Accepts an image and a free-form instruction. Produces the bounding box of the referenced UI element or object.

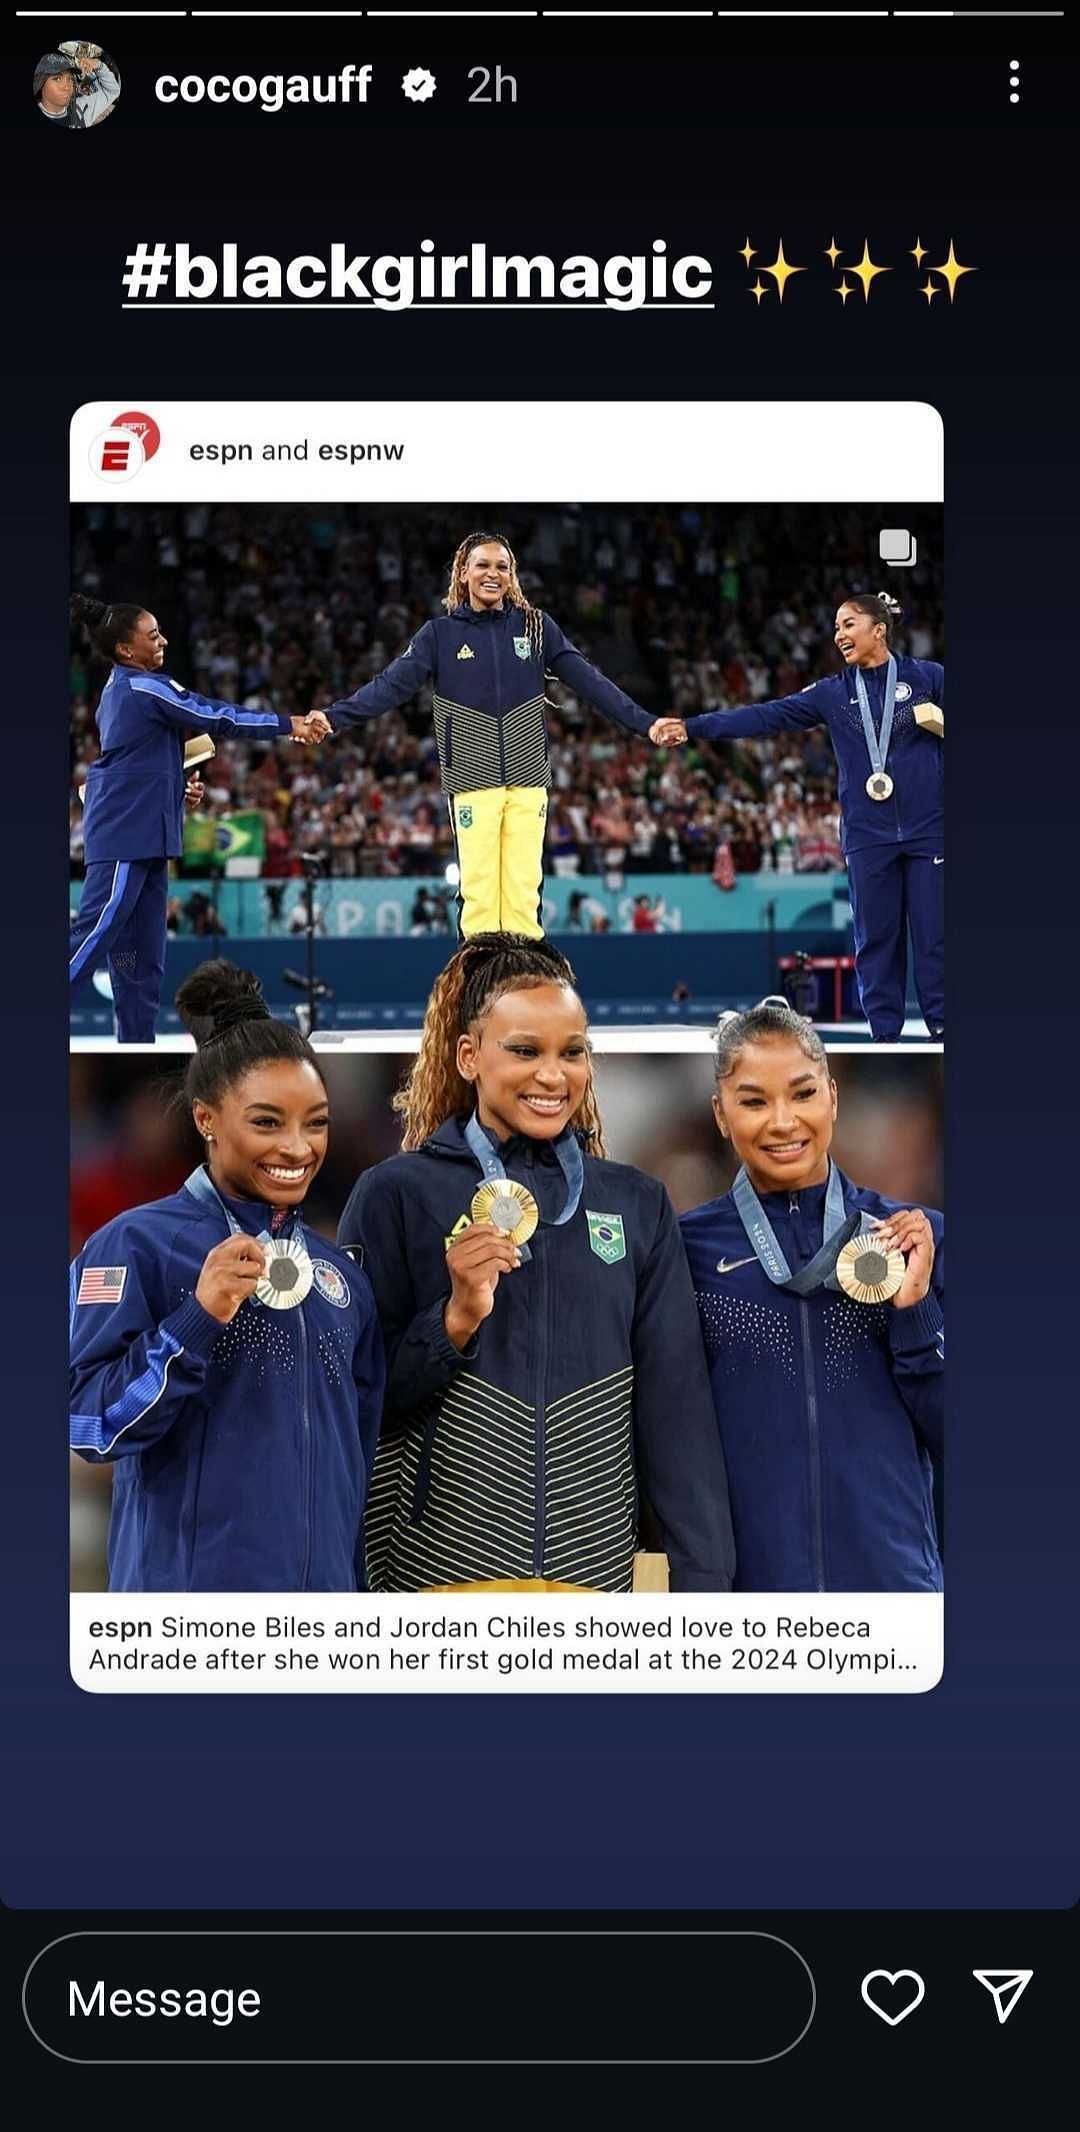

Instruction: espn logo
[88,422,148,483]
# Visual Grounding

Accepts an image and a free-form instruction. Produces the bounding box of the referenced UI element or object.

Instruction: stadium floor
[70,1020,941,1055]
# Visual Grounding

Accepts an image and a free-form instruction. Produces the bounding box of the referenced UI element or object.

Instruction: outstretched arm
[321,621,438,731]
[542,615,658,740]
[686,677,834,743]
[130,672,296,740]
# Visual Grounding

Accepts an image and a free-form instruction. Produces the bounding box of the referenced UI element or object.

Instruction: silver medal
[255,1234,314,1310]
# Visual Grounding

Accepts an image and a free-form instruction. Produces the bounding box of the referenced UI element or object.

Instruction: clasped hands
[289,711,334,746]
[648,717,689,748]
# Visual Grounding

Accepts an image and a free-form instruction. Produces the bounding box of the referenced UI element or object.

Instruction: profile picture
[34,40,120,128]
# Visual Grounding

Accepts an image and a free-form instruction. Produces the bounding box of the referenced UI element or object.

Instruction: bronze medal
[835,1233,906,1305]
[866,771,895,801]
[470,1178,540,1246]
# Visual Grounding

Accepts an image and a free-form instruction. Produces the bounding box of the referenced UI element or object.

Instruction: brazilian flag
[183,811,266,865]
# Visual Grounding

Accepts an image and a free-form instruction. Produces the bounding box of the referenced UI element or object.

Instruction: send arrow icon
[972,1970,1033,2025]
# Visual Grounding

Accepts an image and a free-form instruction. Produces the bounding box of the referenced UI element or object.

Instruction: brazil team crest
[587,1211,626,1264]
[458,804,473,829]
[313,1261,351,1308]
[513,636,531,660]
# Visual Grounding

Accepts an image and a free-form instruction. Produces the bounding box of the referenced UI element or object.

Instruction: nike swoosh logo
[716,1255,758,1275]
[933,857,944,865]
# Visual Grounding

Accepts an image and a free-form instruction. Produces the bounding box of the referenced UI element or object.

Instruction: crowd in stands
[70,503,943,896]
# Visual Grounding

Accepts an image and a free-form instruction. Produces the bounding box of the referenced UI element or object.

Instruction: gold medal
[835,1233,905,1305]
[866,771,894,801]
[255,1235,314,1310]
[913,702,944,740]
[470,1178,540,1246]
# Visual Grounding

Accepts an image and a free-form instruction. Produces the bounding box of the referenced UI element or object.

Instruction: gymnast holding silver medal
[70,962,384,1592]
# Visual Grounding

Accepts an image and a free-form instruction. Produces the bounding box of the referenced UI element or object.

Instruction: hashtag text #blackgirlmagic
[121,242,715,312]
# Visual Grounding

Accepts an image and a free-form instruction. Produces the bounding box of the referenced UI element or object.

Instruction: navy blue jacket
[325,603,655,795]
[337,1119,735,1592]
[81,665,292,862]
[686,656,944,855]
[680,1168,944,1592]
[70,1176,385,1591]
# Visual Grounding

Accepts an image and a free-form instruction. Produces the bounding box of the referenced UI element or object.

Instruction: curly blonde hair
[394,932,606,1153]
[442,530,545,660]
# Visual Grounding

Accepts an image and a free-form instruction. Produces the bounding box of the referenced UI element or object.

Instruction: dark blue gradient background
[3,11,1076,1912]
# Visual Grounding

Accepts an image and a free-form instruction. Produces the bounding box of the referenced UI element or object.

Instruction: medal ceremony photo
[68,403,944,1692]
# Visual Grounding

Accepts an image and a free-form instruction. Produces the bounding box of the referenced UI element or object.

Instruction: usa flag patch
[77,1265,127,1305]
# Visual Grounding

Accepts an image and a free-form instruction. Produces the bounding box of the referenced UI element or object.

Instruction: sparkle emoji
[739,236,756,267]
[749,279,769,305]
[851,240,890,302]
[932,239,976,302]
[835,279,855,305]
[760,240,806,304]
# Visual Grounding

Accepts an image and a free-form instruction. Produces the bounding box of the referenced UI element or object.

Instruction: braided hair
[713,996,828,1084]
[394,932,606,1153]
[70,592,147,664]
[840,589,904,647]
[176,960,326,1108]
[443,531,545,660]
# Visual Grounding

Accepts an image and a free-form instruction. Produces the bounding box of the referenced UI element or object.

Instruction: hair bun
[174,958,270,1045]
[70,593,107,629]
[209,996,272,1039]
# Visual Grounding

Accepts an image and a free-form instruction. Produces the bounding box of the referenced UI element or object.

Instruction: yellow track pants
[450,785,548,938]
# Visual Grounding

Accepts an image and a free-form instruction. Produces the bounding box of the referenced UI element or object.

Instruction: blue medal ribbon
[183,1163,304,1255]
[462,1113,584,1263]
[731,1159,864,1295]
[854,654,898,786]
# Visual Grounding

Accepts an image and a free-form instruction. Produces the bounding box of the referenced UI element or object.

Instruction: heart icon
[860,1970,926,2026]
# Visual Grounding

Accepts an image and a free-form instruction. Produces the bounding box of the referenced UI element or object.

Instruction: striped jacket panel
[433,692,551,795]
[367,1364,637,1592]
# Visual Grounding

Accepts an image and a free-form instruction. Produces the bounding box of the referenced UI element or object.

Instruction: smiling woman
[680,998,945,1593]
[304,529,681,939]
[337,932,735,1594]
[69,962,385,1592]
[68,594,322,1044]
[658,588,946,1042]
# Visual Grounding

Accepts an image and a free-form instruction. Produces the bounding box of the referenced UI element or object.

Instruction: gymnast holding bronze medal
[680,998,944,1593]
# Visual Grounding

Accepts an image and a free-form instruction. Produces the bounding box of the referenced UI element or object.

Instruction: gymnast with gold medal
[680,998,944,1593]
[338,933,735,1595]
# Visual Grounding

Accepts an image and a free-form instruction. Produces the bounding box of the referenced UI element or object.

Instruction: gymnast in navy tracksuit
[307,531,670,940]
[70,963,384,1591]
[338,932,734,1593]
[680,998,943,1592]
[663,591,944,1041]
[69,595,319,1042]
